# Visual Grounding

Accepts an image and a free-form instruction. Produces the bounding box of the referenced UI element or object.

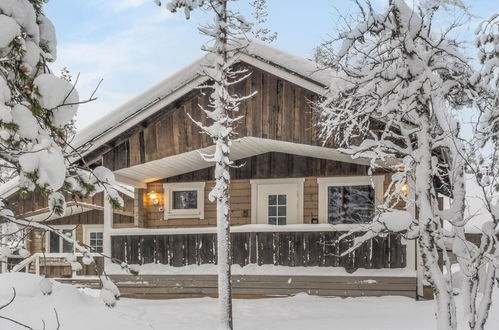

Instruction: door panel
[256,183,298,224]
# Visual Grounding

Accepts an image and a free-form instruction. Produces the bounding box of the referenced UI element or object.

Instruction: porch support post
[103,191,113,269]
[134,188,145,228]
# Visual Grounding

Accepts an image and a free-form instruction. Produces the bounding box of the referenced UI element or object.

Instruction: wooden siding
[26,211,133,255]
[99,65,323,171]
[111,232,406,270]
[143,152,380,228]
[6,190,134,218]
[165,152,371,182]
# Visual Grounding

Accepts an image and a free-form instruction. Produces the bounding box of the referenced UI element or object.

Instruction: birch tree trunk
[415,114,457,330]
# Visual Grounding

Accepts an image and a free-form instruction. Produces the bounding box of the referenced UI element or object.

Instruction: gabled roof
[72,41,332,157]
[1,42,333,199]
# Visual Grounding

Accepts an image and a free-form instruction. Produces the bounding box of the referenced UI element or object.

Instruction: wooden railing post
[35,255,40,275]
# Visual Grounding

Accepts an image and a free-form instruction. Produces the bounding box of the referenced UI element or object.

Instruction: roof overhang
[22,202,101,222]
[114,137,398,188]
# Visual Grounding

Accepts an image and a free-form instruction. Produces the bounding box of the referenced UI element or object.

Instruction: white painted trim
[317,175,385,225]
[114,173,147,189]
[163,182,206,220]
[113,184,135,198]
[238,54,327,96]
[250,178,305,225]
[83,225,104,252]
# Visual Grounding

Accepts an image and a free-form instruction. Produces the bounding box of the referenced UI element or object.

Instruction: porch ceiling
[114,137,396,188]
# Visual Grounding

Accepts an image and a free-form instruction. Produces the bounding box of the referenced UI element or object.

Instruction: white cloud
[49,3,203,129]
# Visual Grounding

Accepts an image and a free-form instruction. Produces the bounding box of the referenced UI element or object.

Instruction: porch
[100,226,417,298]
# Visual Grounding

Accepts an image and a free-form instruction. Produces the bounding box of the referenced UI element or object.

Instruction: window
[47,228,74,253]
[318,176,384,225]
[327,185,374,224]
[89,232,103,253]
[84,225,104,254]
[250,178,304,225]
[268,194,287,225]
[163,182,205,219]
[173,191,198,209]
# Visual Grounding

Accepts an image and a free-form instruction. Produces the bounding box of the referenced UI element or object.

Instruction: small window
[163,182,205,220]
[48,229,74,253]
[173,191,198,209]
[327,185,374,224]
[268,194,287,225]
[89,232,103,253]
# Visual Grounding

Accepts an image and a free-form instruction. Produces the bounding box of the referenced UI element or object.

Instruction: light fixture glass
[147,191,159,205]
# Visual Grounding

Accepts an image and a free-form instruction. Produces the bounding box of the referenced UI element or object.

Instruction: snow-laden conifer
[0,0,123,308]
[156,1,254,329]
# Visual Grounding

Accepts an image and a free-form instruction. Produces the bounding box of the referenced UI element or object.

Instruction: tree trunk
[215,1,233,329]
[415,114,457,330]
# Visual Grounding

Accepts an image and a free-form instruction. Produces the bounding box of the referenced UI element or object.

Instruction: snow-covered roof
[72,41,332,155]
[0,177,19,199]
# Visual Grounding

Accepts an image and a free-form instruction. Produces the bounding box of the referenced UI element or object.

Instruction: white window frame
[84,225,104,253]
[45,225,76,253]
[163,182,205,220]
[317,175,384,228]
[250,178,305,225]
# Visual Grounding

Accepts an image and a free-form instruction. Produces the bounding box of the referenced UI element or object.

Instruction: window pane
[327,185,374,224]
[278,206,286,216]
[62,229,73,253]
[278,195,287,205]
[49,232,60,253]
[268,195,276,205]
[268,206,277,216]
[173,191,198,209]
[277,217,287,225]
[89,232,104,253]
[268,217,277,225]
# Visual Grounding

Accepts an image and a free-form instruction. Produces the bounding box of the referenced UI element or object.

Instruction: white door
[256,183,299,225]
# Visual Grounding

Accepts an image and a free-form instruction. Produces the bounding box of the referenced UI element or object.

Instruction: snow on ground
[1,272,499,330]
[106,262,416,277]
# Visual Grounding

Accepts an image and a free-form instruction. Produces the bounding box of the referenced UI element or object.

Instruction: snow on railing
[109,223,374,236]
[11,252,101,275]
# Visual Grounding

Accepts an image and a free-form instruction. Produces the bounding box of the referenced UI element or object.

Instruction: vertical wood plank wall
[142,152,393,228]
[111,232,407,270]
[97,65,323,172]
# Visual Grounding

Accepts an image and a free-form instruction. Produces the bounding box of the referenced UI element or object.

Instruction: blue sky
[44,0,498,129]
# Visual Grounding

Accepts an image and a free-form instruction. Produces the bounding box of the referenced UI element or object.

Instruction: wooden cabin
[0,42,420,299]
